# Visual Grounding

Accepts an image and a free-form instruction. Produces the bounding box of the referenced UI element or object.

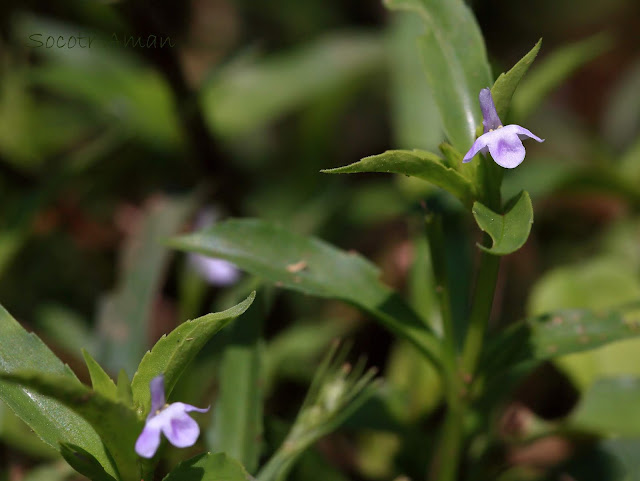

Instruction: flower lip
[462,89,544,169]
[135,375,210,458]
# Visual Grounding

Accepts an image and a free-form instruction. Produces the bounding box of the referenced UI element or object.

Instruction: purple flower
[463,88,544,169]
[135,375,209,458]
[188,208,240,286]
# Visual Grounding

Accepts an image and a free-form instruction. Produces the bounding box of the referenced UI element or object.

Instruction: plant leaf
[527,257,640,390]
[472,191,533,255]
[323,149,476,207]
[59,443,118,481]
[163,452,251,481]
[0,370,141,481]
[513,33,613,119]
[209,295,264,473]
[96,194,197,376]
[384,0,493,153]
[82,349,117,402]
[0,305,118,478]
[570,377,640,436]
[491,39,542,121]
[201,33,385,138]
[131,292,256,416]
[389,13,442,151]
[483,306,640,372]
[169,219,442,367]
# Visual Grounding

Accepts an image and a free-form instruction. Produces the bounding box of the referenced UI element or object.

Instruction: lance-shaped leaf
[384,0,493,153]
[482,306,640,373]
[201,33,385,138]
[82,349,118,402]
[570,377,640,437]
[0,305,118,479]
[323,149,476,207]
[169,219,442,367]
[0,370,142,481]
[163,452,251,481]
[209,294,264,473]
[131,293,255,416]
[491,39,542,121]
[60,443,118,481]
[472,191,533,255]
[513,33,612,120]
[97,194,197,376]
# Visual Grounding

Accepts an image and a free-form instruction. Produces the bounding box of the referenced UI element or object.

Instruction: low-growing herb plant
[1,0,639,480]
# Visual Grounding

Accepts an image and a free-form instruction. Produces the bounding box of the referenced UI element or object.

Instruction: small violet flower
[135,375,209,458]
[188,208,240,286]
[463,88,544,169]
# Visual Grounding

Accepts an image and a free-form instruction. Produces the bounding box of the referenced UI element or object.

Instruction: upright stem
[425,215,464,481]
[430,362,464,481]
[424,215,455,353]
[461,246,500,378]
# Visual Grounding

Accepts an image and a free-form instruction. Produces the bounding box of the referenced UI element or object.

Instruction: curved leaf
[483,306,640,372]
[472,191,533,255]
[0,370,141,481]
[384,0,492,152]
[323,149,476,206]
[131,293,255,416]
[60,443,118,481]
[0,305,117,479]
[209,295,264,473]
[97,194,197,376]
[168,219,442,367]
[491,39,542,121]
[513,33,613,119]
[201,33,385,138]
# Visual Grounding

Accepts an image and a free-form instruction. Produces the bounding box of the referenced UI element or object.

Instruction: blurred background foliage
[0,0,639,479]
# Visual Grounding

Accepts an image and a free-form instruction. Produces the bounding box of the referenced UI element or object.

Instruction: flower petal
[479,88,502,132]
[505,124,545,143]
[161,408,201,448]
[487,130,526,169]
[135,424,162,458]
[149,375,165,415]
[189,254,240,286]
[178,402,210,414]
[463,135,490,163]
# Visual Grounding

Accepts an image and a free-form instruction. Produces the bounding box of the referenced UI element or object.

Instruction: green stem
[424,215,464,481]
[429,362,464,481]
[461,247,501,378]
[424,215,455,352]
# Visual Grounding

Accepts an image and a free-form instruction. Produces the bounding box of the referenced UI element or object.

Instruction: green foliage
[82,349,118,401]
[513,33,613,119]
[528,257,640,390]
[163,452,251,481]
[384,0,493,153]
[131,292,255,416]
[491,39,542,121]
[0,370,142,481]
[485,307,640,373]
[169,219,442,365]
[59,443,118,481]
[0,305,118,479]
[209,294,264,473]
[323,149,476,207]
[570,377,640,436]
[96,195,197,375]
[472,191,534,255]
[388,13,442,150]
[201,33,386,138]
[256,344,377,481]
